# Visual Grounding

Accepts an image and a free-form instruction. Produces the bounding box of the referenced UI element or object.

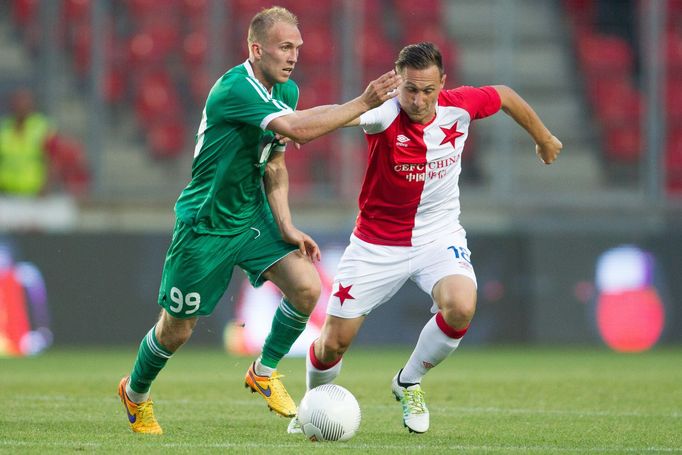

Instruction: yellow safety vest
[0,113,52,195]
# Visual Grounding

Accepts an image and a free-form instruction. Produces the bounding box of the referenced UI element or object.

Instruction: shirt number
[169,286,201,315]
[447,245,471,263]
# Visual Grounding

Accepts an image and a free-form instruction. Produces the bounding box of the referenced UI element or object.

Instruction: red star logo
[440,121,464,147]
[334,283,355,306]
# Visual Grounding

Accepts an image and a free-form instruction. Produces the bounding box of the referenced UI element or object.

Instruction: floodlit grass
[1,346,681,454]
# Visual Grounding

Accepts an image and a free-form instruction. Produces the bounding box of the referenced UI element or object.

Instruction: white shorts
[326,231,477,319]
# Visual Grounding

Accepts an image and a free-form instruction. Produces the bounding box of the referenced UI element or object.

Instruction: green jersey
[175,60,299,235]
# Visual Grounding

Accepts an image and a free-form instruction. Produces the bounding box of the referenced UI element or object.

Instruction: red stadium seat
[577,31,634,77]
[395,0,442,22]
[11,0,38,27]
[665,131,682,193]
[126,0,178,22]
[357,27,398,73]
[299,26,335,66]
[589,77,643,128]
[182,31,208,66]
[128,18,181,66]
[148,119,187,159]
[48,136,91,196]
[604,124,641,163]
[134,71,182,126]
[296,74,337,109]
[182,0,208,29]
[64,0,91,24]
[666,80,682,124]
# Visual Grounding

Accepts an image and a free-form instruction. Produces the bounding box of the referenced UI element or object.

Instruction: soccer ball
[297,384,361,442]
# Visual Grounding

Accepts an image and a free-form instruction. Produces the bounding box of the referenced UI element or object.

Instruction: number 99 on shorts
[169,286,201,315]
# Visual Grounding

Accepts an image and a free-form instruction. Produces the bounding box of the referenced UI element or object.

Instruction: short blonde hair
[247,6,299,45]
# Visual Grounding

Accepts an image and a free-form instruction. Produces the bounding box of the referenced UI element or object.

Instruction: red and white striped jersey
[353,86,501,246]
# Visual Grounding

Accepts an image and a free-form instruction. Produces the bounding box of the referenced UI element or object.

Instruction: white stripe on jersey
[193,107,208,158]
[245,77,270,102]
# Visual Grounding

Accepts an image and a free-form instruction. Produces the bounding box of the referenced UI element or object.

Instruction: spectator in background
[0,89,55,196]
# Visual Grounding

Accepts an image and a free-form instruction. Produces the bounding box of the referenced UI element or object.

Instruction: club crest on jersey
[396,134,411,148]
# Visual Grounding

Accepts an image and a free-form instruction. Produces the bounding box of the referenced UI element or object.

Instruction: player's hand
[535,135,562,165]
[360,70,403,110]
[281,225,321,262]
[275,134,300,150]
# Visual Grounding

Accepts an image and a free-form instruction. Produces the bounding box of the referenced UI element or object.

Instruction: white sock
[399,313,466,384]
[306,342,343,390]
[126,380,150,403]
[255,356,275,377]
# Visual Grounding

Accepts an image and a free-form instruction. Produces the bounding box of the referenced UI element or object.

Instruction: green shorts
[157,212,298,318]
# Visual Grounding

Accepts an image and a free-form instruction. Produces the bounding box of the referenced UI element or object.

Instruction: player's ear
[440,73,446,88]
[251,42,262,59]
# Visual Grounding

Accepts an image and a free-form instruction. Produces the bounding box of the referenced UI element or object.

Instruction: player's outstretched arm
[267,70,401,144]
[493,85,562,165]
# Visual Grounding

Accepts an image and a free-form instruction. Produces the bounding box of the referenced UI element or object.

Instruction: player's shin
[399,312,469,384]
[306,340,343,390]
[128,324,173,402]
[259,298,309,370]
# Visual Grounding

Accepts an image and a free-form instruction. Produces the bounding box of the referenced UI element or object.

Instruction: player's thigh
[158,221,238,318]
[327,236,410,319]
[236,213,300,289]
[262,251,321,306]
[412,231,477,310]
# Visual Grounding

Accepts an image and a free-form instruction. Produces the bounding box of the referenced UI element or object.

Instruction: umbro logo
[396,134,410,147]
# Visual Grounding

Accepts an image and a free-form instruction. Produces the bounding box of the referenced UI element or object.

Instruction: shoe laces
[266,372,292,400]
[136,400,159,427]
[402,387,427,415]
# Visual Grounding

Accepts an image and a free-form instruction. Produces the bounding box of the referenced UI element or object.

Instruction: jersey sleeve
[442,86,501,120]
[359,98,400,134]
[211,76,294,131]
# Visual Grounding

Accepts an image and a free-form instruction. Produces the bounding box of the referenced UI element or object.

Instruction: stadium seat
[11,0,38,28]
[133,71,182,127]
[64,0,91,24]
[665,131,682,193]
[604,124,641,163]
[48,135,91,196]
[298,26,335,66]
[589,77,643,128]
[576,31,634,77]
[395,0,442,22]
[357,26,398,84]
[182,31,208,66]
[666,80,682,124]
[147,118,187,159]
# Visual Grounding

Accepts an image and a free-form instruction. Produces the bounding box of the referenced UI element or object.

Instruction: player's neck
[247,59,274,92]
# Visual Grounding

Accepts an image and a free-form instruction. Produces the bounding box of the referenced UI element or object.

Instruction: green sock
[129,325,173,394]
[260,298,309,368]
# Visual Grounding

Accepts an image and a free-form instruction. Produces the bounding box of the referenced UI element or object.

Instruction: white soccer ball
[297,384,361,442]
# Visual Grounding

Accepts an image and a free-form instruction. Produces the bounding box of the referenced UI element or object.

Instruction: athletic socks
[306,341,343,390]
[128,325,173,402]
[259,298,309,369]
[399,312,469,385]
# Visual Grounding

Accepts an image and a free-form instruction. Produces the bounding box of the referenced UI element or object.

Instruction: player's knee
[289,277,321,315]
[318,334,351,362]
[440,297,476,328]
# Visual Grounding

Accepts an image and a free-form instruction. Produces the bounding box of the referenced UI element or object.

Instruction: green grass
[1,346,681,454]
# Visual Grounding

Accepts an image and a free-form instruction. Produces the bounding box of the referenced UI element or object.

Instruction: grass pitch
[1,346,681,454]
